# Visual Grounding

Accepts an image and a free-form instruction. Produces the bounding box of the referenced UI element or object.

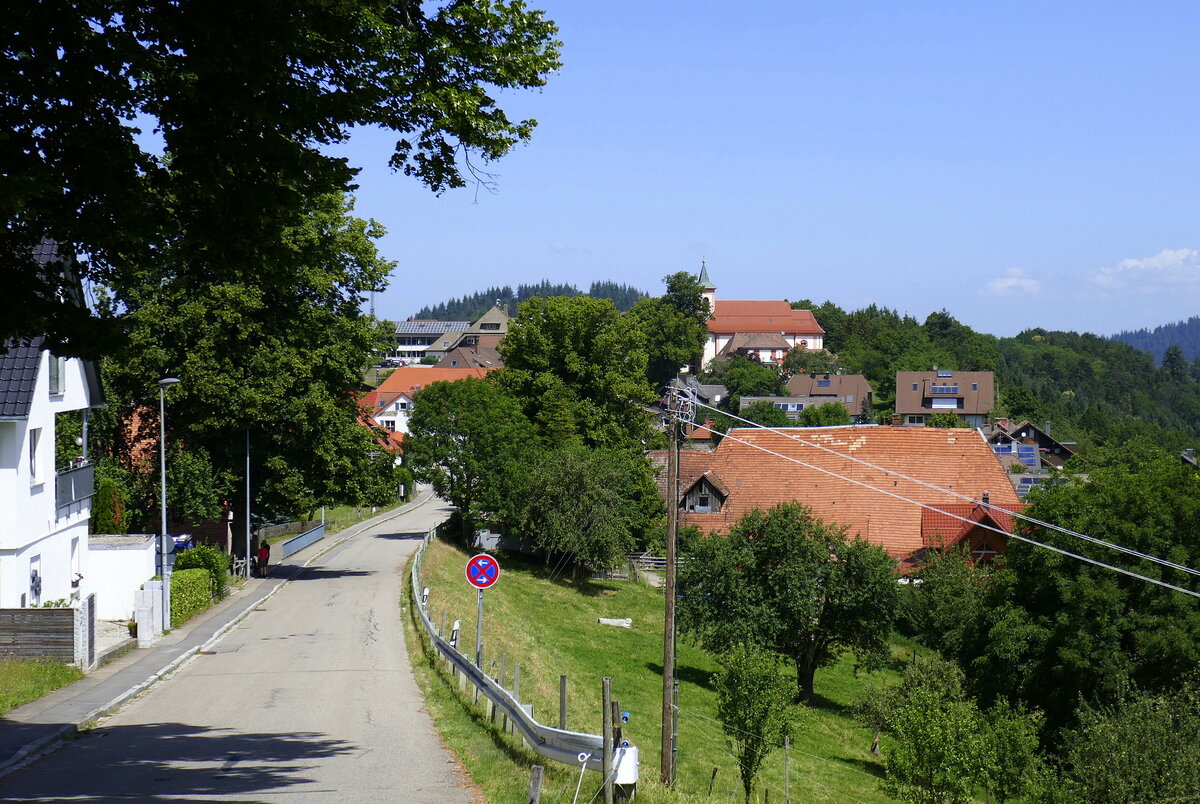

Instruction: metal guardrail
[410,529,638,780]
[280,523,325,558]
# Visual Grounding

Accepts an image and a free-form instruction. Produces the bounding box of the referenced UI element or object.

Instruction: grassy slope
[406,538,906,803]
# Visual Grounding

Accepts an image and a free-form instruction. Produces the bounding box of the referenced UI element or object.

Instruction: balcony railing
[56,462,95,509]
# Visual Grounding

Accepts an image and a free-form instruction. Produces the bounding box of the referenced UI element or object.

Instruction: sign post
[466,553,500,667]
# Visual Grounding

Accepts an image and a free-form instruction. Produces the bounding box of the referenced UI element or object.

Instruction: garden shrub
[174,544,230,600]
[170,568,211,628]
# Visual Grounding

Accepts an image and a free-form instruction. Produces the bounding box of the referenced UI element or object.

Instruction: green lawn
[0,659,83,716]
[406,538,910,803]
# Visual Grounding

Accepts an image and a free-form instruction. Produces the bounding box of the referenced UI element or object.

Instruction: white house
[698,265,826,365]
[0,339,105,608]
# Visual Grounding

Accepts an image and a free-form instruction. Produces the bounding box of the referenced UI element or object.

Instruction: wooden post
[559,674,568,730]
[498,654,508,730]
[527,765,544,804]
[662,405,679,785]
[602,677,614,804]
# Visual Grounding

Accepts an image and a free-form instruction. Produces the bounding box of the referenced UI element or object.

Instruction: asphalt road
[0,499,476,803]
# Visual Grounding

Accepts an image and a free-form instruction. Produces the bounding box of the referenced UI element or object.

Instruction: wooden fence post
[527,765,544,804]
[559,674,568,730]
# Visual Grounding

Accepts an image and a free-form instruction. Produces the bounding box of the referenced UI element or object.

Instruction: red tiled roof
[375,365,495,398]
[708,300,824,337]
[920,502,1026,549]
[667,425,1021,560]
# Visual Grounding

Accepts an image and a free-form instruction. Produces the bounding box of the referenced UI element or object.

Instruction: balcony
[56,461,95,511]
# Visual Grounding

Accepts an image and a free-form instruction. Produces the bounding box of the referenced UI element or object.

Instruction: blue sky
[336,2,1200,338]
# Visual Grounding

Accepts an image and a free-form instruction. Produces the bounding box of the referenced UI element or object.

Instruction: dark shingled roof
[0,338,44,418]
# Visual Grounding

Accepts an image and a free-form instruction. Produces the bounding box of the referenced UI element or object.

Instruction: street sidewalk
[0,490,435,779]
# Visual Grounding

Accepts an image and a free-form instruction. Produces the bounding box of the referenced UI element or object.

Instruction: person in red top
[256,540,270,577]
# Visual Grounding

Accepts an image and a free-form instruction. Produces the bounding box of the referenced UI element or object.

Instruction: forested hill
[1110,315,1200,364]
[412,280,647,320]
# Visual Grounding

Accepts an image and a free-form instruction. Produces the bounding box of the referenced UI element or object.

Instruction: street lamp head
[158,377,181,388]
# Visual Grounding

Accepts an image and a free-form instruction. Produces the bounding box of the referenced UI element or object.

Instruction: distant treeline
[411,280,647,321]
[1109,315,1200,364]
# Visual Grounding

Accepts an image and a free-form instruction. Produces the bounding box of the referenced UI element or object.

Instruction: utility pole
[661,381,689,785]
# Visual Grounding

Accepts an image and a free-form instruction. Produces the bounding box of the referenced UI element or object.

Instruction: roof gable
[0,339,44,418]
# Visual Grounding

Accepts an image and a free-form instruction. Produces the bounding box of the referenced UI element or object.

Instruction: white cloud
[1094,248,1200,293]
[986,268,1042,296]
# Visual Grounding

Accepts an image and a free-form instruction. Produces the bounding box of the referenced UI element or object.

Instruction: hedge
[170,568,211,629]
[174,545,230,600]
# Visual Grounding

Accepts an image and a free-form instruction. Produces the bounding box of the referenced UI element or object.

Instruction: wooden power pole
[661,389,681,784]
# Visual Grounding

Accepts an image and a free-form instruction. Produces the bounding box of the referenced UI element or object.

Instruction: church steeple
[697,259,716,311]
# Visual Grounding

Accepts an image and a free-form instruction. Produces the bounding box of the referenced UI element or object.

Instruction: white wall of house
[0,353,95,608]
[373,394,413,435]
[703,332,825,365]
[88,535,156,620]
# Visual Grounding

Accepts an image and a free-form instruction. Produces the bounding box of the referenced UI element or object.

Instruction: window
[28,427,42,483]
[931,397,959,409]
[907,415,925,424]
[48,356,66,394]
[398,400,408,411]
[971,383,978,391]
[480,322,501,330]
[383,420,396,432]
[912,383,918,391]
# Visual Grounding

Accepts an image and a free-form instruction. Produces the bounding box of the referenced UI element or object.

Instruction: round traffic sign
[466,553,500,589]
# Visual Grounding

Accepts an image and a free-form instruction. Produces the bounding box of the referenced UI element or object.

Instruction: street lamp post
[159,377,181,633]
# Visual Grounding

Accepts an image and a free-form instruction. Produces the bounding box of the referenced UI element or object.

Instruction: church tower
[697,260,716,312]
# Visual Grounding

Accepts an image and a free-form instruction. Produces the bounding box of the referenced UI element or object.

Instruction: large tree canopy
[497,295,657,449]
[678,502,899,703]
[2,0,561,353]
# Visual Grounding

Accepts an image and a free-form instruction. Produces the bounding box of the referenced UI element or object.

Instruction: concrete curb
[0,490,437,779]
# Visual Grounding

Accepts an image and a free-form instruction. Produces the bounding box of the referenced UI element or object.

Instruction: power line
[682,414,1200,599]
[694,400,1200,579]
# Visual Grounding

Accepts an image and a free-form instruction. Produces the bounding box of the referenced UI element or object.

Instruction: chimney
[1044,420,1051,436]
[982,490,990,506]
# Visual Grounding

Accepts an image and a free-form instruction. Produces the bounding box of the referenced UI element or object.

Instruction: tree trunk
[795,659,817,704]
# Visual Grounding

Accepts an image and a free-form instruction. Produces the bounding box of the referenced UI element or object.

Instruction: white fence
[409,529,638,782]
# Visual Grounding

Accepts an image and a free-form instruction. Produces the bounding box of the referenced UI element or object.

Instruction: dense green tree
[3,0,562,354]
[515,445,661,572]
[864,654,1047,804]
[105,194,398,524]
[797,402,853,427]
[780,347,840,377]
[405,376,536,531]
[740,400,791,428]
[924,411,968,428]
[1161,343,1190,383]
[964,446,1200,734]
[629,272,711,388]
[902,546,992,661]
[678,503,898,702]
[497,295,656,449]
[718,355,780,403]
[1062,679,1200,803]
[714,645,795,803]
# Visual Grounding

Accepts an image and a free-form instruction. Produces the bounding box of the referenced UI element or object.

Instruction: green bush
[90,473,129,534]
[174,544,230,600]
[170,568,211,628]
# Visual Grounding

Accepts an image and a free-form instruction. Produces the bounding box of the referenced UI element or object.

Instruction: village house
[0,244,105,610]
[366,365,497,437]
[650,424,1022,566]
[894,368,995,427]
[785,372,874,421]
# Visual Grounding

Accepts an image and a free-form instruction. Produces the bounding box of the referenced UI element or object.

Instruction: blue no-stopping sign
[466,554,500,589]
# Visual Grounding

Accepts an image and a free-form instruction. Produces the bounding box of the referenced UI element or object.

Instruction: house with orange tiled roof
[919,494,1028,565]
[652,424,1021,565]
[698,265,825,365]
